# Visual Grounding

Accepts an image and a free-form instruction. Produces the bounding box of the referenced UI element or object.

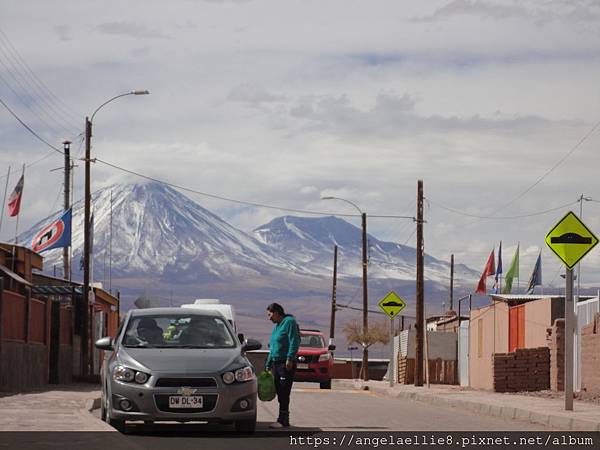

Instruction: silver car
[95,307,262,433]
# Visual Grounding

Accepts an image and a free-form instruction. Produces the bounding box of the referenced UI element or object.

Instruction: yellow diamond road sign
[545,211,598,270]
[378,291,406,319]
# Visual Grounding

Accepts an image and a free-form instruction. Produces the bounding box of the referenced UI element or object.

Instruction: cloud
[287,91,576,141]
[412,0,600,25]
[227,83,286,107]
[96,22,169,40]
[54,25,71,41]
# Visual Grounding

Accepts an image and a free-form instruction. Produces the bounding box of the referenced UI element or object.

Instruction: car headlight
[223,366,254,384]
[318,353,331,362]
[113,365,149,384]
[235,366,254,382]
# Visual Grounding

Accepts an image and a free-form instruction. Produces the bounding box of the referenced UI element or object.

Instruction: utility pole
[361,212,369,381]
[329,245,338,348]
[62,141,71,281]
[82,117,91,378]
[449,254,454,311]
[415,179,424,387]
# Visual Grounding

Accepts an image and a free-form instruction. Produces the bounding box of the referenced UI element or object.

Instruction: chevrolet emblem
[178,387,197,396]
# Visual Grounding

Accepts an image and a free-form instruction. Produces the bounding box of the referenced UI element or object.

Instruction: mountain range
[19,182,478,351]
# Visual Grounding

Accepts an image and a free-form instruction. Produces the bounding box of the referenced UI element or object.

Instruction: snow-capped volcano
[254,215,478,283]
[20,182,299,281]
[19,182,477,289]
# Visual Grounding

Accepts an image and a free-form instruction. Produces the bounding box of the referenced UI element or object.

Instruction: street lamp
[81,90,149,377]
[322,196,370,381]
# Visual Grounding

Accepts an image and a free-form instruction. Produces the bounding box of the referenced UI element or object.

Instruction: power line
[0,25,81,134]
[94,157,413,218]
[426,198,579,220]
[0,96,64,154]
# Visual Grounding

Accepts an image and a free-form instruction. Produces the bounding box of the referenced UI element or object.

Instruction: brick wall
[581,313,600,395]
[546,319,564,391]
[493,347,550,392]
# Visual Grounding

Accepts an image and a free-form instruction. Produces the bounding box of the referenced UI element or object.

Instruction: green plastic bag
[257,370,276,401]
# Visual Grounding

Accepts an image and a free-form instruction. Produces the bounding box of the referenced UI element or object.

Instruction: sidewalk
[0,384,112,431]
[335,379,600,431]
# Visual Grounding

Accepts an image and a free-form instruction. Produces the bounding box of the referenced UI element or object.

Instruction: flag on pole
[475,249,496,294]
[526,252,542,294]
[502,244,519,294]
[31,209,72,253]
[7,174,24,217]
[493,241,503,293]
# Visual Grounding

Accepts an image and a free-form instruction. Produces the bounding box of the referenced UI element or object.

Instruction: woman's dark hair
[266,303,285,316]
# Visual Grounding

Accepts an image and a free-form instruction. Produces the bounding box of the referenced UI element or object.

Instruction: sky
[1,0,600,289]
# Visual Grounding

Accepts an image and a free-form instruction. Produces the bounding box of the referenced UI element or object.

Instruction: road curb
[336,380,600,431]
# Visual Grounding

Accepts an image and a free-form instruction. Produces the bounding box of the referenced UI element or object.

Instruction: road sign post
[545,211,598,412]
[378,292,407,388]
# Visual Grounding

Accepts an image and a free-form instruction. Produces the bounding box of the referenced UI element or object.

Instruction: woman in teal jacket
[265,303,300,428]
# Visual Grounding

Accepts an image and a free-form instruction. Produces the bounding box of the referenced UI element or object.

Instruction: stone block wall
[581,313,600,395]
[493,347,550,392]
[546,319,564,391]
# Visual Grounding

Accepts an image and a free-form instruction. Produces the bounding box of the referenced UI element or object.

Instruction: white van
[180,299,236,331]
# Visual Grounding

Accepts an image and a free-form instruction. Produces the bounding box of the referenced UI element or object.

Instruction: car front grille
[155,377,217,388]
[296,354,320,364]
[154,394,218,413]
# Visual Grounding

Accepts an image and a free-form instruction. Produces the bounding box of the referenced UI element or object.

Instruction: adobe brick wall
[493,347,550,392]
[546,319,564,391]
[581,313,600,395]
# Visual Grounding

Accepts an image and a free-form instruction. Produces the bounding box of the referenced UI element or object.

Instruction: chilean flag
[7,174,24,217]
[31,209,72,253]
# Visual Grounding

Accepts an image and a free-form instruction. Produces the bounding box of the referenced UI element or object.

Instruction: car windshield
[123,314,236,349]
[299,334,325,348]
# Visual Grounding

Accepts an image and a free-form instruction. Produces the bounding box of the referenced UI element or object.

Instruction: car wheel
[234,418,256,433]
[319,379,332,389]
[100,393,107,422]
[106,395,126,432]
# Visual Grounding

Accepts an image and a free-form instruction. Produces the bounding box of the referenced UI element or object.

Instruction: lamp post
[81,90,149,377]
[322,196,369,381]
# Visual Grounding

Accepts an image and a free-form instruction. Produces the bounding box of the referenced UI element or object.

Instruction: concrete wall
[469,301,509,390]
[398,330,457,360]
[521,297,564,348]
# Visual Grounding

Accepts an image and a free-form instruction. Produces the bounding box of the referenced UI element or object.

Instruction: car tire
[106,395,126,433]
[234,418,256,433]
[319,379,332,389]
[100,394,107,422]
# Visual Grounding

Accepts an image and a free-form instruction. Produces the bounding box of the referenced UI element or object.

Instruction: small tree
[343,319,390,378]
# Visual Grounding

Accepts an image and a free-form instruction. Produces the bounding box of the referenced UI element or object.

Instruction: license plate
[168,395,203,408]
[297,363,309,369]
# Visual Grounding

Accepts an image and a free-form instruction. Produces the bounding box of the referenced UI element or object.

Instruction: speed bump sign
[545,211,598,269]
[378,291,406,319]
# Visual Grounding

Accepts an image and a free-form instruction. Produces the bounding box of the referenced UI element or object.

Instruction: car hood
[119,347,243,373]
[297,348,327,355]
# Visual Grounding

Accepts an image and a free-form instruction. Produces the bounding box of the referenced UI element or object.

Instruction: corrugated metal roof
[0,263,32,287]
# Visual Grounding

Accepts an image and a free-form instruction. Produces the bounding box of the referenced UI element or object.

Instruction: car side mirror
[328,344,336,351]
[242,338,262,352]
[237,333,245,344]
[95,336,114,351]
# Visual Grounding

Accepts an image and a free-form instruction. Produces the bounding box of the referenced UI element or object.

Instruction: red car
[294,329,335,389]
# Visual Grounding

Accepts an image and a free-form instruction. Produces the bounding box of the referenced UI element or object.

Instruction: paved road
[92,382,554,432]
